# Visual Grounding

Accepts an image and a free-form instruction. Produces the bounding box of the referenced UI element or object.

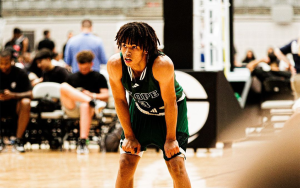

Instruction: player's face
[37,58,51,71]
[121,43,147,67]
[0,56,12,74]
[78,62,93,75]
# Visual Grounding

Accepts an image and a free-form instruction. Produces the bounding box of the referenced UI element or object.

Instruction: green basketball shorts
[120,98,189,161]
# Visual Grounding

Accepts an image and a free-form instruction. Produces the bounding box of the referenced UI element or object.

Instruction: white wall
[3,14,300,67]
[1,16,164,59]
[234,15,300,63]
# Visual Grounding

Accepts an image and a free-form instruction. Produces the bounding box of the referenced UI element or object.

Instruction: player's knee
[118,157,137,178]
[119,157,137,170]
[119,157,131,168]
[168,158,185,176]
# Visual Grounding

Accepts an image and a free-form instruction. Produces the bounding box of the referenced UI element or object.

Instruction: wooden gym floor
[0,137,275,188]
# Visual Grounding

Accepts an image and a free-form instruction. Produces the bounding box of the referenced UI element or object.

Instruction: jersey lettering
[134,93,143,100]
[133,90,159,101]
[149,90,159,98]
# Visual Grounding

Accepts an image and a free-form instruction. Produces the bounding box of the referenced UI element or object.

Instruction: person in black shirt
[37,30,55,52]
[0,50,32,153]
[5,28,31,65]
[60,50,109,154]
[32,49,69,86]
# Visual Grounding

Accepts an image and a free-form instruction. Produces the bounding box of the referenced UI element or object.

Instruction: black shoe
[14,139,25,153]
[77,139,89,154]
[89,100,96,108]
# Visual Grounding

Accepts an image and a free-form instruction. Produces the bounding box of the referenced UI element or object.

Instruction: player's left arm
[153,56,180,158]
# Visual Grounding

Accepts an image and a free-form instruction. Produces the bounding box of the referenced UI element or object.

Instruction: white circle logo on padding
[175,71,210,143]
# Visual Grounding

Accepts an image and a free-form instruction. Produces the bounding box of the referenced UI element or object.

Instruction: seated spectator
[0,50,32,153]
[247,52,291,78]
[242,50,256,64]
[32,49,69,86]
[247,52,291,93]
[60,50,109,154]
[267,47,274,55]
[235,49,256,68]
[28,57,43,86]
[4,46,25,69]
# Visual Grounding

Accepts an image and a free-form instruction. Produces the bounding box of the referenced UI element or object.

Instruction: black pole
[229,0,234,71]
[163,0,193,70]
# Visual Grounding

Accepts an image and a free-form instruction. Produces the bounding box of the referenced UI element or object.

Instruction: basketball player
[107,22,191,188]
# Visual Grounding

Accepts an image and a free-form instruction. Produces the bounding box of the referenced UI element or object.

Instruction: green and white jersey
[120,52,185,116]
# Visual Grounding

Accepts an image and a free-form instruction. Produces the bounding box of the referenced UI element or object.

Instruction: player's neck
[130,59,147,78]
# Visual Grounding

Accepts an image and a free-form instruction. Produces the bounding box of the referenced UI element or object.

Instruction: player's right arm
[107,54,141,154]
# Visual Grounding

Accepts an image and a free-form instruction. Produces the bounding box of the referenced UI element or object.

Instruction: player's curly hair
[115,22,161,58]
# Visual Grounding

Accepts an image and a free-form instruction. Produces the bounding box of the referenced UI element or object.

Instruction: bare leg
[16,98,31,138]
[115,154,141,188]
[165,157,191,188]
[79,102,94,139]
[283,110,300,129]
[291,75,300,100]
[60,83,91,110]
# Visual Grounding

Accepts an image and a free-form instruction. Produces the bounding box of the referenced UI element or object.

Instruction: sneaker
[77,139,89,154]
[14,139,25,153]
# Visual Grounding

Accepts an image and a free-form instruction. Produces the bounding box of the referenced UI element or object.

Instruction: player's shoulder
[152,54,174,81]
[107,53,122,67]
[107,53,123,79]
[153,54,174,72]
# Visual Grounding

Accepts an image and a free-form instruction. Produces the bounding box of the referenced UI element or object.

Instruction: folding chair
[29,82,64,150]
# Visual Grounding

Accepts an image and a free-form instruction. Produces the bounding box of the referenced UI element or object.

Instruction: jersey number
[138,101,151,108]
